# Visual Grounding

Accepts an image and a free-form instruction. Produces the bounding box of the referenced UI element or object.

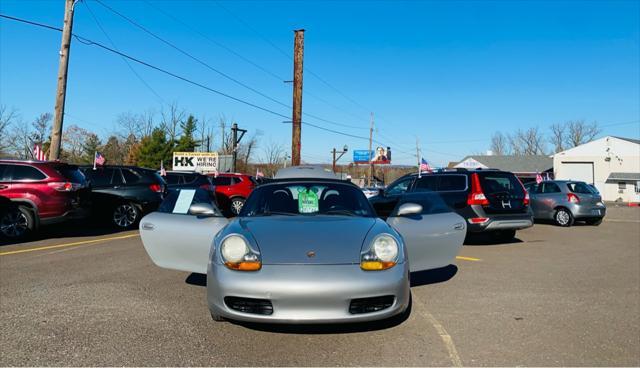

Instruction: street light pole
[332,145,348,173]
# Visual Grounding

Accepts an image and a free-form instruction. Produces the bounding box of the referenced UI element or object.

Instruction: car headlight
[361,234,398,271]
[220,235,261,271]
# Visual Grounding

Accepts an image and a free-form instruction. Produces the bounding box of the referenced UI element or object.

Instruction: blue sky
[1,0,639,166]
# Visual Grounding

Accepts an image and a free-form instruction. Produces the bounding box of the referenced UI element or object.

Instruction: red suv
[0,160,90,239]
[208,173,257,215]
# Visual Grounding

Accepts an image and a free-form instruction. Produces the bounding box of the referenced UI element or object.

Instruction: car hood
[238,216,376,265]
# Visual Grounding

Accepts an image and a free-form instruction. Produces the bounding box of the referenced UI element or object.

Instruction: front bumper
[467,213,534,233]
[207,263,410,324]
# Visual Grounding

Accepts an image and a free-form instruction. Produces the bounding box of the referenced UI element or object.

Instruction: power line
[83,1,165,105]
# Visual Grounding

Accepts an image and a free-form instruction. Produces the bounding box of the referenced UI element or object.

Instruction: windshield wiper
[255,211,296,217]
[320,209,358,216]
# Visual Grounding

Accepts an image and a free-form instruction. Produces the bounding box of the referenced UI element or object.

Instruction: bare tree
[490,132,508,155]
[8,119,33,159]
[508,127,546,155]
[549,123,566,153]
[160,103,186,143]
[566,120,600,147]
[0,105,18,156]
[218,116,234,154]
[197,115,215,152]
[261,140,286,177]
[61,124,91,163]
[117,110,156,140]
[31,113,52,146]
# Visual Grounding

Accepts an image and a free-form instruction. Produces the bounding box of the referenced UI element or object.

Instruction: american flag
[94,151,106,168]
[419,158,433,173]
[256,168,264,178]
[160,161,166,176]
[536,172,543,184]
[33,144,46,161]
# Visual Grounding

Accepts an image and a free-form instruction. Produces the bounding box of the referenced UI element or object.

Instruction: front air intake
[224,296,273,315]
[349,295,395,314]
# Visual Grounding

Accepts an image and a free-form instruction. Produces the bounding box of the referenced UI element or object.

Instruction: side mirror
[396,203,423,217]
[188,202,216,216]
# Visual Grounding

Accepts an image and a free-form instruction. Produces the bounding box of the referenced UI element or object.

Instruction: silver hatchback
[525,180,606,226]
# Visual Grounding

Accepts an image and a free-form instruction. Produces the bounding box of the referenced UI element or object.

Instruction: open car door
[386,192,466,272]
[140,188,228,274]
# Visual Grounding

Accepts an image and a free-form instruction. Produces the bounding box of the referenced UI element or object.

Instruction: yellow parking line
[456,256,481,262]
[0,233,140,256]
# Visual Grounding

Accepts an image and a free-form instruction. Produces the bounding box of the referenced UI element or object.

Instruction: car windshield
[479,172,525,196]
[240,182,375,217]
[567,182,593,194]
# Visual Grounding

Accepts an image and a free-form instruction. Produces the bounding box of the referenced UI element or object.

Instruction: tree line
[0,104,290,173]
[489,120,601,156]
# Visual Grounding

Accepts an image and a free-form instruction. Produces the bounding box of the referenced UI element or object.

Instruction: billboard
[353,147,392,164]
[173,151,219,172]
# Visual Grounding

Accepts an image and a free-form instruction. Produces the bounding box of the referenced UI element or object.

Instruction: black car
[160,171,216,198]
[80,166,166,229]
[369,168,533,241]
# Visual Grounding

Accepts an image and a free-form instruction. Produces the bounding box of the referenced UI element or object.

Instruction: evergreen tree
[136,128,173,169]
[81,133,102,164]
[174,115,200,152]
[102,136,125,164]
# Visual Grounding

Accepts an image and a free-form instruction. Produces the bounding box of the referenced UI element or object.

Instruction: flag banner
[33,144,46,161]
[420,158,433,173]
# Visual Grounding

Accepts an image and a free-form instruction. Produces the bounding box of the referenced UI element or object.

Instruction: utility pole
[291,29,305,167]
[368,112,374,186]
[231,123,246,173]
[331,145,348,173]
[416,137,422,178]
[49,0,76,160]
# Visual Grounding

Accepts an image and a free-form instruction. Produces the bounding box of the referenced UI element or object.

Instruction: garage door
[561,162,594,183]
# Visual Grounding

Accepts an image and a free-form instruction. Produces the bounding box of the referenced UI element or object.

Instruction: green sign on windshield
[298,188,319,213]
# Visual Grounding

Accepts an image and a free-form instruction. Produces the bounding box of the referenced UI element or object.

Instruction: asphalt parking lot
[1,206,639,366]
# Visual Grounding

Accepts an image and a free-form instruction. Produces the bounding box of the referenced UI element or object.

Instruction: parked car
[160,171,216,198]
[369,168,533,242]
[139,175,465,324]
[0,160,90,239]
[361,186,383,199]
[207,173,257,216]
[525,180,606,226]
[80,165,166,229]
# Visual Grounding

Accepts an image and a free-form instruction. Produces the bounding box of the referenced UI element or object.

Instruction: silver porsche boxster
[140,171,465,324]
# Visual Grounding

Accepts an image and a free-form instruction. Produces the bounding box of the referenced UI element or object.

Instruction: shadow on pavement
[410,264,458,287]
[0,219,131,246]
[464,234,524,246]
[186,273,207,286]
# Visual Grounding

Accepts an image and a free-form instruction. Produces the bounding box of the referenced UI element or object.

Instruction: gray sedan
[524,180,606,226]
[140,178,465,324]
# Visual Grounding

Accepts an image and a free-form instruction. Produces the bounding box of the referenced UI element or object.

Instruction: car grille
[349,295,395,314]
[224,296,273,315]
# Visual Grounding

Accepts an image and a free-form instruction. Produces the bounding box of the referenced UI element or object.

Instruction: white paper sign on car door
[173,189,196,214]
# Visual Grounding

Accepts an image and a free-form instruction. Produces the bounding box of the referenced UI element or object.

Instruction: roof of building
[457,155,553,173]
[613,136,640,145]
[606,172,640,182]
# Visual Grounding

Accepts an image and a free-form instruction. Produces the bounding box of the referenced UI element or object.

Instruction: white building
[553,136,640,203]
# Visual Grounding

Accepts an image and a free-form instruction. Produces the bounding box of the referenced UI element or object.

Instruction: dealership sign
[173,151,219,172]
[353,147,392,164]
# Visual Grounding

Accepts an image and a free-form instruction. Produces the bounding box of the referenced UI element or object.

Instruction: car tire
[492,229,516,242]
[210,311,225,322]
[0,205,35,240]
[229,197,245,216]
[585,218,603,226]
[112,202,140,229]
[554,208,574,227]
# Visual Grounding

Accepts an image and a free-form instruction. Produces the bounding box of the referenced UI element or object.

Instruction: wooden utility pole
[291,29,305,166]
[416,137,422,178]
[49,0,76,160]
[368,112,374,186]
[231,123,247,173]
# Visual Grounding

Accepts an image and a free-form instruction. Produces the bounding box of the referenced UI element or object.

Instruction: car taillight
[516,178,530,206]
[149,183,162,193]
[467,173,489,206]
[468,217,489,224]
[567,193,580,203]
[48,181,79,192]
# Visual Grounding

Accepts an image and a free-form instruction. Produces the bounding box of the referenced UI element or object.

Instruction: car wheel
[585,218,603,226]
[492,229,516,242]
[229,197,245,216]
[210,311,225,322]
[0,206,34,239]
[554,208,574,227]
[112,202,140,229]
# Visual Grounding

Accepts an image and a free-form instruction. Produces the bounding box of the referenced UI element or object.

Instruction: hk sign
[172,152,219,172]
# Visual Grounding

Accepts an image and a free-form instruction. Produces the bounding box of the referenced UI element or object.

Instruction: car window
[541,182,561,193]
[54,165,85,184]
[164,174,181,185]
[158,188,223,216]
[386,178,412,196]
[414,176,438,192]
[241,182,374,217]
[86,168,119,187]
[438,175,467,191]
[478,172,525,196]
[567,182,592,194]
[213,177,232,186]
[112,169,124,185]
[182,174,198,185]
[11,165,46,181]
[394,193,452,216]
[122,169,141,184]
[0,164,9,181]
